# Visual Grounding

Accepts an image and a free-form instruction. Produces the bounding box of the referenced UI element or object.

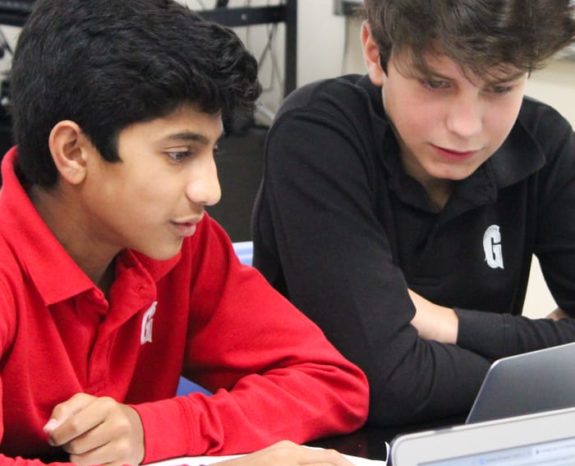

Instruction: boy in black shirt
[253,0,575,427]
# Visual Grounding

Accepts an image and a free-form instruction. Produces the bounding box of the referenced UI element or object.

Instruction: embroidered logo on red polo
[483,225,504,269]
[140,301,157,344]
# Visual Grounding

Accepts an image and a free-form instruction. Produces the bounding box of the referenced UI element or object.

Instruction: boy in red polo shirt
[0,0,368,464]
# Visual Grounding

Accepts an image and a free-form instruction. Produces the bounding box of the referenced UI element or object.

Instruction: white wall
[297,1,348,86]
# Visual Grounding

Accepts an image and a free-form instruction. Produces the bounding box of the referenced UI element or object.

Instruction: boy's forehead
[117,104,224,143]
[393,48,526,83]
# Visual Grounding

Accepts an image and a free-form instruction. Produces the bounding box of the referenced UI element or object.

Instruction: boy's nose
[185,158,222,207]
[446,96,483,139]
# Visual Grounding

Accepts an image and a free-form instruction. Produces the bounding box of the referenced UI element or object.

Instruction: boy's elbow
[350,365,370,428]
[331,359,370,431]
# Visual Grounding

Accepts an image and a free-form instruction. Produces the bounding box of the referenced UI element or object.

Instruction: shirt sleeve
[0,280,72,466]
[456,111,575,358]
[252,107,491,427]
[134,216,369,462]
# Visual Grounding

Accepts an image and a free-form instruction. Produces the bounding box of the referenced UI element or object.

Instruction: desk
[309,415,466,462]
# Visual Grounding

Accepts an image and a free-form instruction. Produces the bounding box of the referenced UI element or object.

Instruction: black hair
[10,0,261,187]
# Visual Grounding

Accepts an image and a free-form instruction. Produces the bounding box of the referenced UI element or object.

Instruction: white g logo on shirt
[140,301,157,345]
[483,225,504,269]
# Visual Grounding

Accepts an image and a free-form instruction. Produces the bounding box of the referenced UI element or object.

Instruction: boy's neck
[399,151,454,211]
[422,178,453,211]
[29,184,118,295]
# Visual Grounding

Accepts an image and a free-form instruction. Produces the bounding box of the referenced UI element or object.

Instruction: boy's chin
[138,241,185,261]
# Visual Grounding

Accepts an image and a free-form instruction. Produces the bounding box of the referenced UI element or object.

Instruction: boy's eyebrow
[163,130,225,145]
[420,69,525,85]
[485,71,526,85]
[413,67,452,81]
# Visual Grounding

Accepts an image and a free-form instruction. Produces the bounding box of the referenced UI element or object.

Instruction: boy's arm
[408,289,575,360]
[132,217,368,463]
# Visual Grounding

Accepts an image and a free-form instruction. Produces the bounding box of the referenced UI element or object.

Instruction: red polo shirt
[0,148,368,465]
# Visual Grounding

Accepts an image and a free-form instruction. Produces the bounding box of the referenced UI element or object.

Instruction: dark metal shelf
[201,3,297,96]
[333,0,362,17]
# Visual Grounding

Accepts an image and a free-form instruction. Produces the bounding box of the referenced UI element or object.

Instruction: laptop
[466,341,575,423]
[391,406,575,466]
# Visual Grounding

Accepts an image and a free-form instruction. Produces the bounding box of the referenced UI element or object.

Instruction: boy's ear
[361,21,386,86]
[48,120,91,185]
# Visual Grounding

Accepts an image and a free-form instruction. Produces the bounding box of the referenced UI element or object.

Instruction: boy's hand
[43,393,144,466]
[215,441,355,466]
[408,289,458,344]
[547,308,569,321]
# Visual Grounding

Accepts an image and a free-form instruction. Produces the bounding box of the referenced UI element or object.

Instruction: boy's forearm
[133,360,368,463]
[408,289,459,344]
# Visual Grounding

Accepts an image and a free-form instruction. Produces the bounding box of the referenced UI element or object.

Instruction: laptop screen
[421,436,575,466]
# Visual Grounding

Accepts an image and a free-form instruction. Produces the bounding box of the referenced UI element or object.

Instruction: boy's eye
[166,150,192,163]
[488,84,513,95]
[422,79,450,90]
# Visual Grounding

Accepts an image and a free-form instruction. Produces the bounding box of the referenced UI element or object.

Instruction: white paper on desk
[148,450,387,466]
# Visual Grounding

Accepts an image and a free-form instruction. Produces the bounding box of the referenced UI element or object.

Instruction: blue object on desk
[232,241,253,266]
[176,377,211,396]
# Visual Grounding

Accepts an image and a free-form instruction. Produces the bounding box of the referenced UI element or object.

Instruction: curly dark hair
[10,0,261,187]
[362,0,575,77]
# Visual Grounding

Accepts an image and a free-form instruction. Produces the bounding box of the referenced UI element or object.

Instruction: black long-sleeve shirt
[252,74,575,427]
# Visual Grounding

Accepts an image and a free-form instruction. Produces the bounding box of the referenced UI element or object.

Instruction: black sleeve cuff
[455,308,509,359]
